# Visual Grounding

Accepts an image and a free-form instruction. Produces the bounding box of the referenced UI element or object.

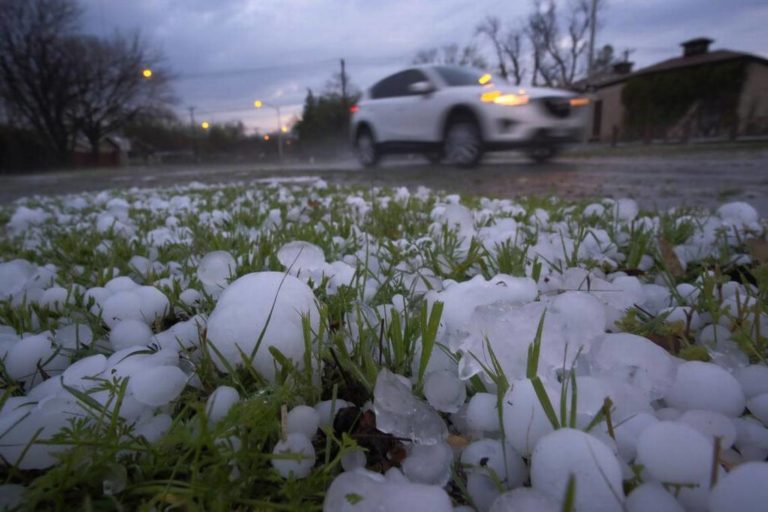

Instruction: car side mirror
[408,81,434,95]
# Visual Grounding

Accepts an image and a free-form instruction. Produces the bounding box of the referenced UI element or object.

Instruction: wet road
[2,148,768,216]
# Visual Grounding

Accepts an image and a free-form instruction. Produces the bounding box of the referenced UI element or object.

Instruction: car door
[394,69,443,142]
[367,71,410,142]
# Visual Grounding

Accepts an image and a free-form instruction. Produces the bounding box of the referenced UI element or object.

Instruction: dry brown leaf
[745,238,768,264]
[659,238,684,278]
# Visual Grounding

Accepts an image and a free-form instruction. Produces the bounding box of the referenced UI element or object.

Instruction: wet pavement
[2,148,768,216]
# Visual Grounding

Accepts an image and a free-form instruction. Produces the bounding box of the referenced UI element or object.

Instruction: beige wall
[585,82,625,142]
[738,62,768,135]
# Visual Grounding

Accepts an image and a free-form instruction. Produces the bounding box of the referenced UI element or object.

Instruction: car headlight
[481,90,529,106]
[569,97,590,107]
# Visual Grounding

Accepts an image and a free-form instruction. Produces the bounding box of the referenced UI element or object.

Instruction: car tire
[355,128,379,168]
[526,145,559,164]
[443,118,483,168]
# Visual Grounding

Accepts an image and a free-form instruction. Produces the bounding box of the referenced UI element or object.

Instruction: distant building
[574,38,768,142]
[72,135,131,167]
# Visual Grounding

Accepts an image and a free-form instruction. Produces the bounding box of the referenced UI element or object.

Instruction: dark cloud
[79,0,766,131]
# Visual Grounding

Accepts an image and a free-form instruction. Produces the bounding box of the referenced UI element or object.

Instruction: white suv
[351,65,588,167]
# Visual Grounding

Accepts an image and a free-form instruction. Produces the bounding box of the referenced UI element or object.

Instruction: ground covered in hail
[1,178,768,511]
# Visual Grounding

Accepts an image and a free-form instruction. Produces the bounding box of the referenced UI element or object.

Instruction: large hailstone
[665,361,746,417]
[531,428,624,512]
[205,272,320,382]
[709,462,768,512]
[323,468,453,511]
[587,333,676,400]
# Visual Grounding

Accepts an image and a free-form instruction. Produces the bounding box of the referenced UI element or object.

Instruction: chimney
[681,38,714,57]
[612,61,634,75]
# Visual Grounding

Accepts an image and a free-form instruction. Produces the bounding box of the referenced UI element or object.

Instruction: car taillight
[349,105,359,113]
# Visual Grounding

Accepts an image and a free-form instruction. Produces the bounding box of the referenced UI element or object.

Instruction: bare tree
[526,0,599,87]
[412,44,488,69]
[0,0,82,162]
[70,33,175,158]
[502,28,526,85]
[475,16,509,80]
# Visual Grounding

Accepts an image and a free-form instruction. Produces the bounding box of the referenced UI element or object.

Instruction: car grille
[541,98,571,119]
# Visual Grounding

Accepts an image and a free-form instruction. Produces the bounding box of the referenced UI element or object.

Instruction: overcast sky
[80,0,767,133]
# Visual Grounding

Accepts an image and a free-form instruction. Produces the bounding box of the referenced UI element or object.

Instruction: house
[575,38,768,143]
[72,135,131,167]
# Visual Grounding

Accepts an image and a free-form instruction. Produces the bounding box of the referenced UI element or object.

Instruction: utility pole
[188,106,198,162]
[340,58,348,111]
[587,0,598,83]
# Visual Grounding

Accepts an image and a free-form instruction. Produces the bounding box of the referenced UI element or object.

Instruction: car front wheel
[355,129,379,168]
[443,119,483,168]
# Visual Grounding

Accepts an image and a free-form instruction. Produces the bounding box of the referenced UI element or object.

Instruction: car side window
[371,69,429,99]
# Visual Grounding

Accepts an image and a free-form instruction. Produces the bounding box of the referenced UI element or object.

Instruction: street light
[253,100,283,162]
[142,68,153,79]
[201,121,210,130]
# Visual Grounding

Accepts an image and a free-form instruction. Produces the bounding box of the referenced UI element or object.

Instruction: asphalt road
[2,148,768,216]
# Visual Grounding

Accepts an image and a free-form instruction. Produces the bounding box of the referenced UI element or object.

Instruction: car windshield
[434,66,488,86]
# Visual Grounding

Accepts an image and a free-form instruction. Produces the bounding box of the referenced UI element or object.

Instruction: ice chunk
[109,319,154,351]
[105,276,139,293]
[531,428,623,512]
[5,333,59,388]
[323,468,452,511]
[747,393,768,425]
[489,488,559,512]
[197,250,237,294]
[373,369,447,444]
[0,259,37,300]
[134,413,172,443]
[467,472,500,512]
[101,288,169,328]
[466,392,499,433]
[613,198,639,222]
[426,274,537,337]
[735,365,768,398]
[502,379,560,456]
[277,241,326,275]
[205,385,240,425]
[129,366,187,407]
[0,397,73,469]
[588,333,676,400]
[636,421,711,484]
[62,354,107,390]
[679,410,737,448]
[424,370,466,413]
[54,323,93,349]
[626,482,684,512]
[286,405,320,438]
[271,433,315,479]
[460,439,526,487]
[341,448,366,472]
[179,288,203,307]
[314,399,353,429]
[547,290,608,339]
[665,361,746,417]
[402,441,453,486]
[709,462,768,512]
[717,201,758,227]
[205,272,320,382]
[612,411,657,462]
[39,286,69,312]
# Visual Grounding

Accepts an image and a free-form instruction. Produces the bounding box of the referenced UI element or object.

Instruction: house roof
[575,48,768,91]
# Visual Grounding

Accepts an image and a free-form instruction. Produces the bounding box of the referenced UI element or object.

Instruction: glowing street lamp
[254,99,283,162]
[201,121,210,130]
[263,134,270,141]
[142,68,153,79]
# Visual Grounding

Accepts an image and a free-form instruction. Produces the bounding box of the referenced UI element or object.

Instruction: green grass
[0,180,766,509]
